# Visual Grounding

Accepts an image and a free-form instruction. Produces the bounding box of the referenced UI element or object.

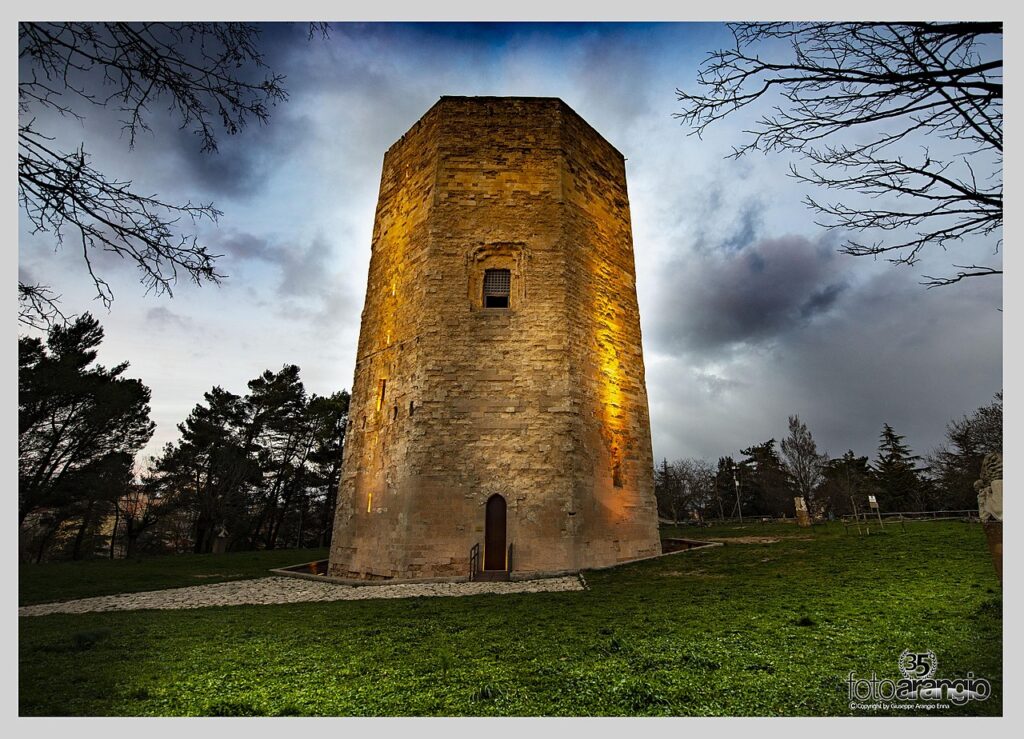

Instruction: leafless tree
[655,457,716,523]
[676,22,1002,287]
[18,23,326,327]
[111,483,169,559]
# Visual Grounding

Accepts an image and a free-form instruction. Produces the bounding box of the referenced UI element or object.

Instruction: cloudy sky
[17,21,1003,470]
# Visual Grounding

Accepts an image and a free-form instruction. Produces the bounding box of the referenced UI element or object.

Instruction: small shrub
[437,649,455,677]
[470,683,504,701]
[615,678,671,712]
[71,628,112,651]
[978,597,1002,614]
[679,652,721,671]
[206,700,264,716]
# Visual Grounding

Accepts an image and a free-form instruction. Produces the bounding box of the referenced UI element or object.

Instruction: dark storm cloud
[145,306,195,331]
[218,232,279,263]
[276,235,335,299]
[766,268,1002,459]
[646,263,1001,464]
[212,231,353,332]
[166,114,314,198]
[570,27,664,128]
[156,27,319,197]
[693,370,747,399]
[719,198,765,252]
[650,233,848,355]
[798,282,846,318]
[678,175,768,257]
[216,231,335,301]
[48,22,322,200]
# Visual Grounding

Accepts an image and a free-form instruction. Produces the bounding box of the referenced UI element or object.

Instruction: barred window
[483,269,511,308]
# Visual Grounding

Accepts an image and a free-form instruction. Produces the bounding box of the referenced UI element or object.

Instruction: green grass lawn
[19,547,328,605]
[18,522,1001,716]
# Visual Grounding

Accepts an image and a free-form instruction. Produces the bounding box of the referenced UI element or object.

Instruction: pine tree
[306,391,350,547]
[818,451,874,516]
[148,386,258,553]
[873,424,928,512]
[738,440,794,517]
[19,314,154,560]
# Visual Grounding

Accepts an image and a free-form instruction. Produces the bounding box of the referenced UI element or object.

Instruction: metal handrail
[469,542,481,580]
[507,542,514,573]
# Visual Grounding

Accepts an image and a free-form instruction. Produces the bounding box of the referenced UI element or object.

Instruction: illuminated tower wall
[328,97,661,580]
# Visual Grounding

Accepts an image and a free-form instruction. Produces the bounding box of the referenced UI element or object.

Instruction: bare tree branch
[19,121,224,312]
[18,282,72,330]
[18,22,304,328]
[922,264,1002,288]
[676,22,1002,287]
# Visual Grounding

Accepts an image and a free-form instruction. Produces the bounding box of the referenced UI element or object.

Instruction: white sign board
[868,495,878,509]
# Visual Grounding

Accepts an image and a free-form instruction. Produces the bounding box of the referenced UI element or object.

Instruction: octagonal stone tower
[328,96,660,580]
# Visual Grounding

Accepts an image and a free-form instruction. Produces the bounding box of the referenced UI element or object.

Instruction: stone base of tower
[327,472,663,582]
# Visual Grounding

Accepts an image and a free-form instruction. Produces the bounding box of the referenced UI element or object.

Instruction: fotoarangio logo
[846,650,992,711]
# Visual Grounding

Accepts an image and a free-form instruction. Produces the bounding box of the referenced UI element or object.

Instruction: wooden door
[484,494,507,570]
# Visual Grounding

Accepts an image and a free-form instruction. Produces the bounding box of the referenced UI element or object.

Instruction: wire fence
[841,509,980,534]
[660,510,981,530]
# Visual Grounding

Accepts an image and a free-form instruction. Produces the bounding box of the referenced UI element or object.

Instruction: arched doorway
[484,494,507,571]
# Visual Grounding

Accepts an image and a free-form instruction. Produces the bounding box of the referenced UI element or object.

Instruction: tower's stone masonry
[329,97,661,580]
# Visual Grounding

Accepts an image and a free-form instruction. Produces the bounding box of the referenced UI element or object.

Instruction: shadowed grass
[19,547,328,605]
[19,522,1000,716]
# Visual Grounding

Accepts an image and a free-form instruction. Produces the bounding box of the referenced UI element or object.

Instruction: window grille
[483,269,511,308]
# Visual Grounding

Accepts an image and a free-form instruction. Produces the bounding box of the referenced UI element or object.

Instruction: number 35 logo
[898,650,938,679]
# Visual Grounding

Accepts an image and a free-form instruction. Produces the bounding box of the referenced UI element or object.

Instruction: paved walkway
[19,575,585,617]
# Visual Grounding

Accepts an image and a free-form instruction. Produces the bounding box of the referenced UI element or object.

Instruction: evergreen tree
[148,386,257,553]
[738,440,794,517]
[714,456,737,520]
[243,365,312,549]
[780,415,828,513]
[654,459,678,523]
[873,423,929,512]
[19,314,154,560]
[146,367,350,553]
[305,391,350,547]
[818,451,874,516]
[929,392,1002,509]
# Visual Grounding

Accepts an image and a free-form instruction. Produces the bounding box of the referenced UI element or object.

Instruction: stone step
[473,570,511,582]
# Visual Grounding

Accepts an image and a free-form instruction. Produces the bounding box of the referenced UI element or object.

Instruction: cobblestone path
[19,575,584,617]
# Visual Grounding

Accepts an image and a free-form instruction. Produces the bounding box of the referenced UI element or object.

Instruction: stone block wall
[328,97,660,580]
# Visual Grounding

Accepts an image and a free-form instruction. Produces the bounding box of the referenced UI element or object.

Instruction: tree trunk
[194,518,212,554]
[71,500,95,560]
[124,517,139,559]
[109,502,120,559]
[320,480,338,546]
[34,521,59,563]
